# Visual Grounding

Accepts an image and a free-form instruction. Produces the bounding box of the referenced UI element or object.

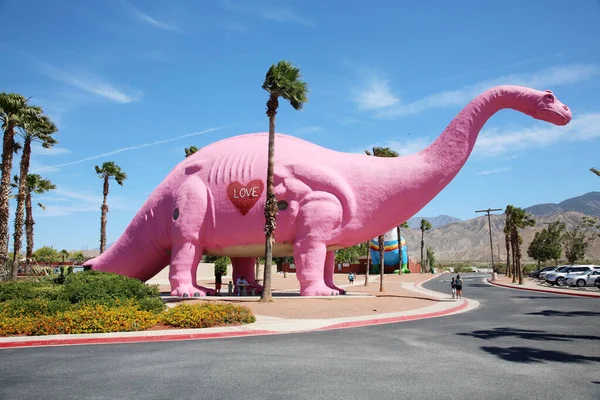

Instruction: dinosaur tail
[83,195,172,282]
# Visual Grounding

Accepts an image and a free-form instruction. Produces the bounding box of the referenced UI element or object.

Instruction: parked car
[545,265,597,286]
[539,266,565,280]
[529,266,555,279]
[565,269,600,287]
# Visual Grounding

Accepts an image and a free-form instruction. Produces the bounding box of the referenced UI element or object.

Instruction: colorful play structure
[84,86,571,296]
[369,229,409,273]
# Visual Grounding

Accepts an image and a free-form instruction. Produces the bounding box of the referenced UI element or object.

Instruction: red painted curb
[318,299,469,331]
[487,278,600,298]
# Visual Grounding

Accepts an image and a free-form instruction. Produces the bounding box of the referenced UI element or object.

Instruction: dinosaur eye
[545,94,554,101]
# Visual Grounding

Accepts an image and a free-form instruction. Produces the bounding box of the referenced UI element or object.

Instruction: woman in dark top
[455,274,463,299]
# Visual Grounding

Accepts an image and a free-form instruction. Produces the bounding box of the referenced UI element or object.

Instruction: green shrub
[162,302,255,329]
[0,281,61,302]
[59,271,161,304]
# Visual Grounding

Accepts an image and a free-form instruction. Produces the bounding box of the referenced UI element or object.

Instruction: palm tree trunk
[511,232,517,284]
[505,234,511,277]
[378,234,385,292]
[517,241,523,285]
[420,230,425,274]
[25,191,34,274]
[100,175,109,254]
[261,95,278,302]
[364,241,370,286]
[11,138,31,278]
[0,126,15,280]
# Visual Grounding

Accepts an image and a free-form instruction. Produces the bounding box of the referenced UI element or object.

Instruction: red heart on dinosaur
[227,179,264,216]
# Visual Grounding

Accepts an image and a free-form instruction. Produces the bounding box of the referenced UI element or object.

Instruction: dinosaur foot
[326,284,346,295]
[171,284,217,298]
[301,283,341,296]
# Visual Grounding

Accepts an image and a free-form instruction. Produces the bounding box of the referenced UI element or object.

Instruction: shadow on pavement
[526,309,600,317]
[457,327,600,342]
[511,296,571,300]
[481,346,600,364]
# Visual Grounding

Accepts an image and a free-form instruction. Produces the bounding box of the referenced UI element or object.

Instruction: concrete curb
[0,274,477,349]
[487,278,600,298]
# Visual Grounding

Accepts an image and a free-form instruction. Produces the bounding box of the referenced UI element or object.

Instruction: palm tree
[509,207,535,285]
[260,61,308,302]
[364,240,371,286]
[420,219,432,273]
[503,206,513,278]
[590,167,600,177]
[95,162,127,254]
[0,93,43,279]
[11,115,57,279]
[60,249,69,264]
[397,221,409,274]
[365,146,399,291]
[184,146,198,158]
[24,174,56,273]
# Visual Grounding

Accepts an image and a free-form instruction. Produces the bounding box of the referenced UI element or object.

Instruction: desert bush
[161,302,256,329]
[452,265,474,273]
[0,299,72,317]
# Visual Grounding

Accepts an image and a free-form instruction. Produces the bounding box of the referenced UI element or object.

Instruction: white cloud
[358,64,599,119]
[32,125,232,173]
[220,0,313,26]
[127,3,182,33]
[353,78,398,110]
[40,64,142,104]
[476,167,510,175]
[473,112,600,156]
[31,144,70,156]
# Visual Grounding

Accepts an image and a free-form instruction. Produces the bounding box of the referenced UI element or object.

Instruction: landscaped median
[0,271,256,337]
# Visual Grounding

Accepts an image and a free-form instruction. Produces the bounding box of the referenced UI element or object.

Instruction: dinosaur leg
[324,251,346,294]
[231,257,262,295]
[169,177,215,297]
[294,192,343,296]
[169,242,216,297]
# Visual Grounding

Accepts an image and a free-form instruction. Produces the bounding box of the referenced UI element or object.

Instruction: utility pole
[475,208,502,281]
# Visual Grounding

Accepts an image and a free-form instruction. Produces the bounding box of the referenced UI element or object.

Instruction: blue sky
[2,0,600,251]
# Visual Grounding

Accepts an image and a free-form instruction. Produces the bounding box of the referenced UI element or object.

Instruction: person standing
[450,277,456,299]
[348,272,355,285]
[455,275,463,299]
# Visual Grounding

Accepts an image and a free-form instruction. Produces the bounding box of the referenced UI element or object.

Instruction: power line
[475,208,503,280]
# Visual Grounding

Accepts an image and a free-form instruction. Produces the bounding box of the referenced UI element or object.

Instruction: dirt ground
[160,273,442,319]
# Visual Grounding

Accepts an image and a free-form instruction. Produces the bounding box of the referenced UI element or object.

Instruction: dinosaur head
[532,90,572,126]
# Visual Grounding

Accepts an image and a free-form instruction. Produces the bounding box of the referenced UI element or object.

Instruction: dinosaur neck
[360,86,536,237]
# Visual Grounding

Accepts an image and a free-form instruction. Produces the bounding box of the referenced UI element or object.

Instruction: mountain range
[401,192,600,263]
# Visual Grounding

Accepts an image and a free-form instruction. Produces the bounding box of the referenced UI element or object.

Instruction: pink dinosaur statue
[84,85,571,297]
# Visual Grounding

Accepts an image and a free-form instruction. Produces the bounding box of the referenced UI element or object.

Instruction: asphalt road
[1,273,599,400]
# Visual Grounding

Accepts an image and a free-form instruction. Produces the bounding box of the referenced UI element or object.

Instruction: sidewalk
[0,273,479,349]
[488,275,600,298]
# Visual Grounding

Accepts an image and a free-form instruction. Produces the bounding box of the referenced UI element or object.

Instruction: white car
[538,266,564,280]
[544,265,596,286]
[565,268,600,287]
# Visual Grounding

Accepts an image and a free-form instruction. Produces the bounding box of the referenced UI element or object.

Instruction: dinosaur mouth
[543,109,571,125]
